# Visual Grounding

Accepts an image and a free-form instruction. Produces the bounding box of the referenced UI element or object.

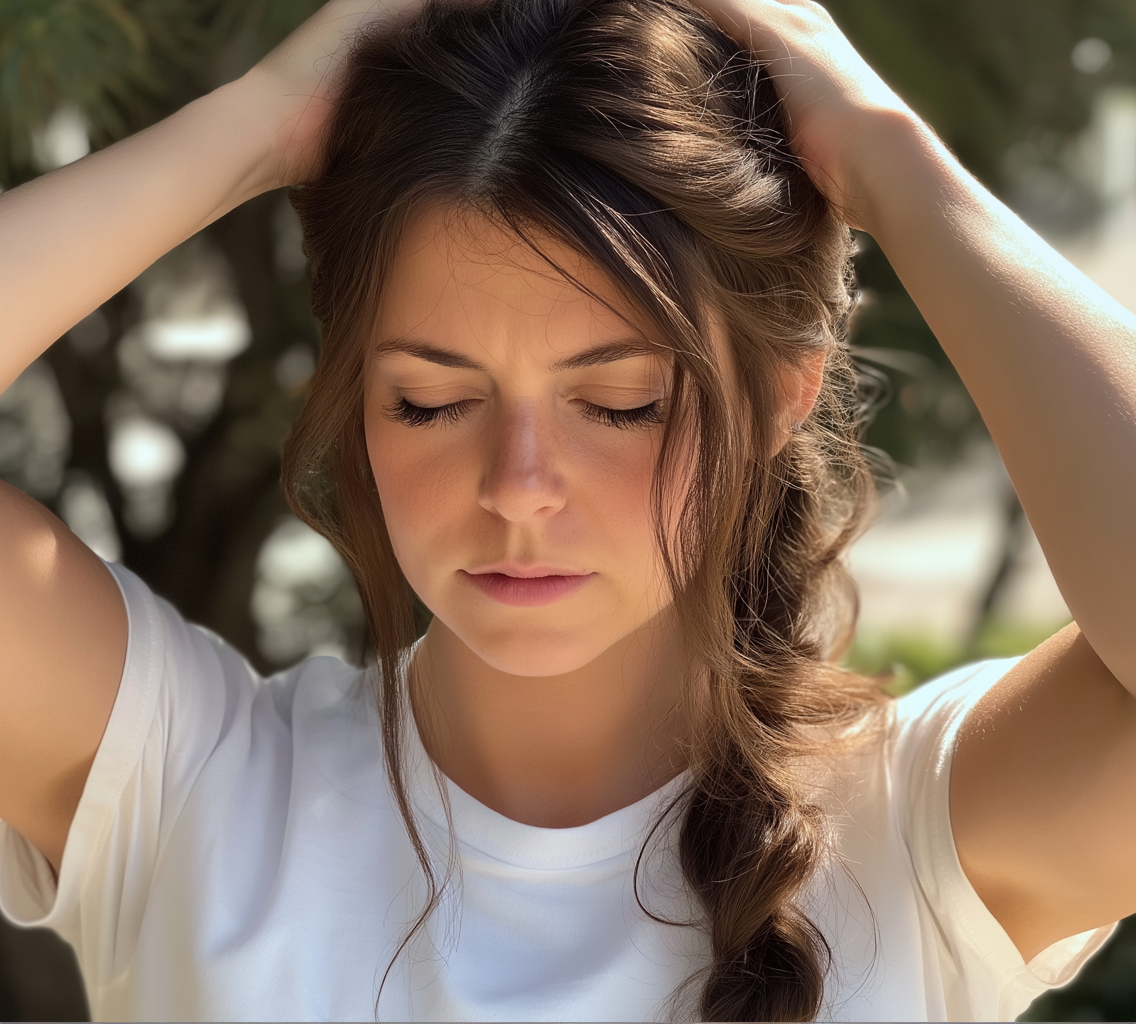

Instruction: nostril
[477,408,566,521]
[478,456,565,521]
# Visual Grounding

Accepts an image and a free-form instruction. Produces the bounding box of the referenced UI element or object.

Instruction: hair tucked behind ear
[282,0,883,1018]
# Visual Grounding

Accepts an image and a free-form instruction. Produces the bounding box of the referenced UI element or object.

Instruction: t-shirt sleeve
[0,562,274,988]
[892,658,1117,1021]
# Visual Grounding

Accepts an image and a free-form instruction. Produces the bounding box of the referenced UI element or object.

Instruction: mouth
[460,566,595,607]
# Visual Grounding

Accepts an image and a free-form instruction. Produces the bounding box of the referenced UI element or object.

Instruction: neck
[410,615,691,828]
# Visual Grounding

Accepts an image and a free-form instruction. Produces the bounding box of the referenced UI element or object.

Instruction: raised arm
[695,0,1136,959]
[0,0,391,871]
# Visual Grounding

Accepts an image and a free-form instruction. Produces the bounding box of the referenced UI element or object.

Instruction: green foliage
[0,0,205,180]
[844,632,965,697]
[844,617,1073,696]
[825,0,1136,193]
[244,0,325,51]
[829,0,1136,466]
[0,0,325,186]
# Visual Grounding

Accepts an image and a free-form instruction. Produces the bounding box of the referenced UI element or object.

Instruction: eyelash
[387,398,473,427]
[387,398,664,430]
[580,401,664,429]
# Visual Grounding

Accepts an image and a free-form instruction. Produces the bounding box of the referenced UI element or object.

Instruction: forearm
[859,113,1136,687]
[0,73,283,392]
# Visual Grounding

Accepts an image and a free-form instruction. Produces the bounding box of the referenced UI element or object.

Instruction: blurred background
[0,0,1134,1019]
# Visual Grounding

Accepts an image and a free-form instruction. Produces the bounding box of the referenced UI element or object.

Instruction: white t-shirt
[0,563,1114,1022]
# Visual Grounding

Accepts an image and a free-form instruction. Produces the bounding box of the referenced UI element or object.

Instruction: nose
[478,400,567,522]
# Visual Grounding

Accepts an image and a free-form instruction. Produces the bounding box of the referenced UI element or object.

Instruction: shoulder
[806,657,1026,905]
[107,559,374,718]
[99,559,381,802]
[801,658,1022,822]
[890,657,1023,770]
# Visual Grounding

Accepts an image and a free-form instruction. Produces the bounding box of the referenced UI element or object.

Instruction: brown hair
[283,0,882,1018]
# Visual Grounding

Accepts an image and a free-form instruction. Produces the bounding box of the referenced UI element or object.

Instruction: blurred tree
[1,0,1135,1021]
[824,0,1136,466]
[0,0,362,675]
[0,5,350,1015]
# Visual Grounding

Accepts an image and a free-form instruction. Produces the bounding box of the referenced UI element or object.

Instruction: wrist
[843,108,961,239]
[234,60,340,190]
[194,73,297,206]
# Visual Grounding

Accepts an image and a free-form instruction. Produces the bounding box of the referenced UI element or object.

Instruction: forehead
[375,205,657,364]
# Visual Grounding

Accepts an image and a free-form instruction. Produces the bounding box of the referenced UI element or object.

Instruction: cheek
[565,431,660,555]
[364,416,471,573]
[365,403,668,608]
[365,415,675,673]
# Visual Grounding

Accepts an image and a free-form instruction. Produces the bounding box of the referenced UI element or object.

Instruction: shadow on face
[363,205,684,677]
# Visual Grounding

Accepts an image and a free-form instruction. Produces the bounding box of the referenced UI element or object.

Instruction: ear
[773,351,826,453]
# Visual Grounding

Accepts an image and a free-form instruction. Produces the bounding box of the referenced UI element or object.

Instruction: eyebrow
[374,340,485,370]
[373,338,657,373]
[550,340,656,372]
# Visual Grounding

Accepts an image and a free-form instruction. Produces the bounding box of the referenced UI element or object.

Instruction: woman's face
[364,207,678,677]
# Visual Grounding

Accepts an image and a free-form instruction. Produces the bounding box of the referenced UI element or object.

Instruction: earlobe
[791,351,827,425]
[772,352,826,454]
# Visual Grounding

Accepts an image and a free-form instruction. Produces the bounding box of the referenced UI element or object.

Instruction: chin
[452,618,619,678]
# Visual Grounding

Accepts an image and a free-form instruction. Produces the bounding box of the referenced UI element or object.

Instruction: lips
[460,567,595,607]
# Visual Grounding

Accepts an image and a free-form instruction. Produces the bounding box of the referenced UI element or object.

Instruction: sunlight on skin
[362,206,822,827]
[0,484,125,869]
[13,513,64,588]
[365,208,676,679]
[363,208,689,826]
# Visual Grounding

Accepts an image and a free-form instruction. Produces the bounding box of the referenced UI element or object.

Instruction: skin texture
[363,213,819,827]
[0,0,1134,967]
[366,213,678,682]
[366,210,696,825]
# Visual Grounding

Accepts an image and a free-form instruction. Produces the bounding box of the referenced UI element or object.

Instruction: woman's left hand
[699,0,1136,972]
[690,0,917,230]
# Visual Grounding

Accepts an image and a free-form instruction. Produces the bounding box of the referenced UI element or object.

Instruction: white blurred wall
[848,87,1136,648]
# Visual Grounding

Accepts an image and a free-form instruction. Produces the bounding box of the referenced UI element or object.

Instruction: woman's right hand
[246,1,389,187]
[245,0,433,187]
[0,0,422,871]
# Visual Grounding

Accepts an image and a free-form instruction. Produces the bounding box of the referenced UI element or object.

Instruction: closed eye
[580,400,664,429]
[386,398,474,426]
[387,397,665,429]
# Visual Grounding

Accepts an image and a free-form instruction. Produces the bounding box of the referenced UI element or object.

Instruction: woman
[1,0,1134,1020]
